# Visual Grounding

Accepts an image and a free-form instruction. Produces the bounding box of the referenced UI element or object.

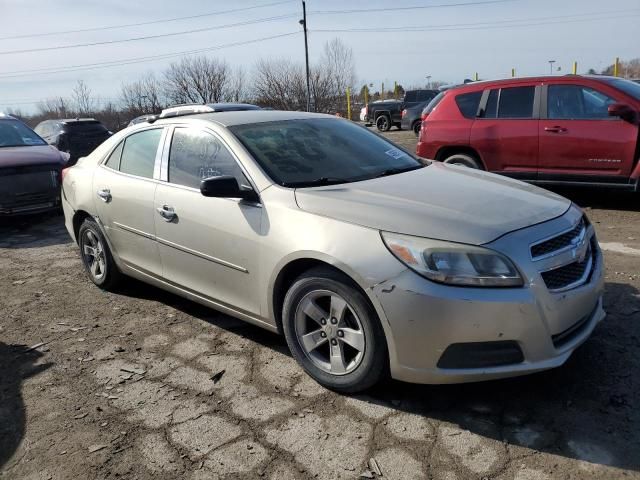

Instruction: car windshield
[229,118,424,187]
[0,119,47,147]
[605,78,640,100]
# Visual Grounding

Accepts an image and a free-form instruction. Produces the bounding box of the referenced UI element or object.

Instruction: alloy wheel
[294,289,366,375]
[81,229,107,281]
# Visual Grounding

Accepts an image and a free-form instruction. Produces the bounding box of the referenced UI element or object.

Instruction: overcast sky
[1,0,638,113]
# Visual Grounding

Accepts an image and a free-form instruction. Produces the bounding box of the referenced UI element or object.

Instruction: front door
[153,126,263,316]
[471,84,540,178]
[539,83,638,181]
[93,127,164,276]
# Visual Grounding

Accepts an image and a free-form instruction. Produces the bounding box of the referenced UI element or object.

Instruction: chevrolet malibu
[61,110,605,393]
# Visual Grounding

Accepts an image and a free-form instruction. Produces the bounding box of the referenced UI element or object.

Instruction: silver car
[61,111,605,393]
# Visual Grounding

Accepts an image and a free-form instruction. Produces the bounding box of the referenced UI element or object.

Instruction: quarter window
[548,85,616,119]
[119,128,162,179]
[168,128,245,190]
[455,91,482,118]
[104,141,124,170]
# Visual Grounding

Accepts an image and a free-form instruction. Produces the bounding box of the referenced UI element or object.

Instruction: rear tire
[375,115,391,132]
[282,267,388,393]
[78,218,122,291]
[443,153,482,169]
[412,121,421,137]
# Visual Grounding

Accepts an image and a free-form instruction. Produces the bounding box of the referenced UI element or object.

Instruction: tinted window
[0,119,46,147]
[484,89,499,117]
[65,121,108,134]
[422,92,445,115]
[548,85,616,119]
[230,118,422,187]
[416,90,436,102]
[498,86,535,118]
[104,141,124,170]
[168,128,244,189]
[119,129,162,179]
[404,91,417,102]
[455,91,482,118]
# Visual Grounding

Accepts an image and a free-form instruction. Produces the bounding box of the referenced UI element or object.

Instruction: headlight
[381,232,523,287]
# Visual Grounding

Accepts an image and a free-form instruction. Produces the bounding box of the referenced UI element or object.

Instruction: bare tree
[253,58,308,110]
[227,66,248,102]
[121,73,164,115]
[163,56,231,104]
[72,80,94,115]
[36,97,70,117]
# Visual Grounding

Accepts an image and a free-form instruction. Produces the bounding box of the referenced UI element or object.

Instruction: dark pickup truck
[365,89,438,131]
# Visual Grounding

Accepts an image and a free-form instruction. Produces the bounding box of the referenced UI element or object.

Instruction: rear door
[538,83,638,181]
[93,127,165,276]
[470,84,540,178]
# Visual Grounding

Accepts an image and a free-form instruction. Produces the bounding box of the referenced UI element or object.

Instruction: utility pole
[548,60,556,75]
[299,1,311,112]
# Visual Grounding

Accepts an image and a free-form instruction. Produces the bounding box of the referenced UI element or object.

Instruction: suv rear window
[65,121,108,134]
[454,91,482,118]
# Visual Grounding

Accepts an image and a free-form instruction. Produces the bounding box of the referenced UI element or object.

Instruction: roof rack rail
[147,104,214,123]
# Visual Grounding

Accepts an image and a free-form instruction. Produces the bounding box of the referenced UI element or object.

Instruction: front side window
[119,128,162,179]
[0,119,47,148]
[548,85,616,119]
[230,118,423,187]
[168,128,244,189]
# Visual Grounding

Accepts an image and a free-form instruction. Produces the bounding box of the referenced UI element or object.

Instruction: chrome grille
[531,217,585,259]
[541,237,598,292]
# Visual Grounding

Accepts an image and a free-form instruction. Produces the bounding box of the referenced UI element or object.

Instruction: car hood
[0,145,67,168]
[294,163,571,245]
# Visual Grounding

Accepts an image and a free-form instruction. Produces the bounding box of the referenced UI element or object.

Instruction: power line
[0,0,297,41]
[0,32,300,79]
[310,9,640,33]
[309,0,517,15]
[0,14,298,56]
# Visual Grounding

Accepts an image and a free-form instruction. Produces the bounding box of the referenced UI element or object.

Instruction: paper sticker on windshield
[385,148,408,160]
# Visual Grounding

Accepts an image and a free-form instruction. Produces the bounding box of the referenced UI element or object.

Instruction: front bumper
[372,207,605,384]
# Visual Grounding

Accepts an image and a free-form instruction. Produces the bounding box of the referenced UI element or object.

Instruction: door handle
[544,126,568,133]
[97,188,111,202]
[156,204,177,222]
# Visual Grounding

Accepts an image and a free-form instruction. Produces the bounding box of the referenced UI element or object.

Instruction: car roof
[154,110,336,127]
[449,74,621,93]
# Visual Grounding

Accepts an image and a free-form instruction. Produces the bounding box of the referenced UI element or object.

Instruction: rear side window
[482,86,535,119]
[455,91,482,119]
[119,129,162,179]
[497,86,535,118]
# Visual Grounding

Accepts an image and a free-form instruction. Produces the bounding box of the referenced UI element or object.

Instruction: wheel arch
[72,209,93,244]
[435,146,486,169]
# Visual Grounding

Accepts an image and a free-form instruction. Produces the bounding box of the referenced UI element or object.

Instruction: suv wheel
[375,115,391,132]
[443,153,482,169]
[78,218,122,290]
[282,267,388,393]
[412,121,421,137]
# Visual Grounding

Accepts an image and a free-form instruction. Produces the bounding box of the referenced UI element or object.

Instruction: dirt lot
[1,129,639,480]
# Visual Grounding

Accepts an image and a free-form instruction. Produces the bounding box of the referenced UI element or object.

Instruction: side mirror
[608,103,636,122]
[200,175,259,202]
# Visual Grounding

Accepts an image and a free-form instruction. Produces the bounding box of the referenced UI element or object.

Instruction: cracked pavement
[1,131,639,479]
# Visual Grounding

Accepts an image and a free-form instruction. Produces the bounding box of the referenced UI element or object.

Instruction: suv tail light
[401,109,407,118]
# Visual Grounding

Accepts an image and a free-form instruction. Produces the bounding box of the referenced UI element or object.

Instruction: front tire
[78,218,122,291]
[282,267,388,393]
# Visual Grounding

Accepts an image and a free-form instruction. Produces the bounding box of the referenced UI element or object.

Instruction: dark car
[400,100,432,136]
[34,118,112,165]
[0,114,68,215]
[365,90,438,131]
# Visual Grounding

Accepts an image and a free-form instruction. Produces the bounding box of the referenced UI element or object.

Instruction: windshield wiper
[373,164,424,178]
[287,177,352,188]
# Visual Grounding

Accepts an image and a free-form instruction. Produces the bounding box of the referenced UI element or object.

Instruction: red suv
[417,76,640,189]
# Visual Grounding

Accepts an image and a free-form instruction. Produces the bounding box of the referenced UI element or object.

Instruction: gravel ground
[1,130,639,480]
